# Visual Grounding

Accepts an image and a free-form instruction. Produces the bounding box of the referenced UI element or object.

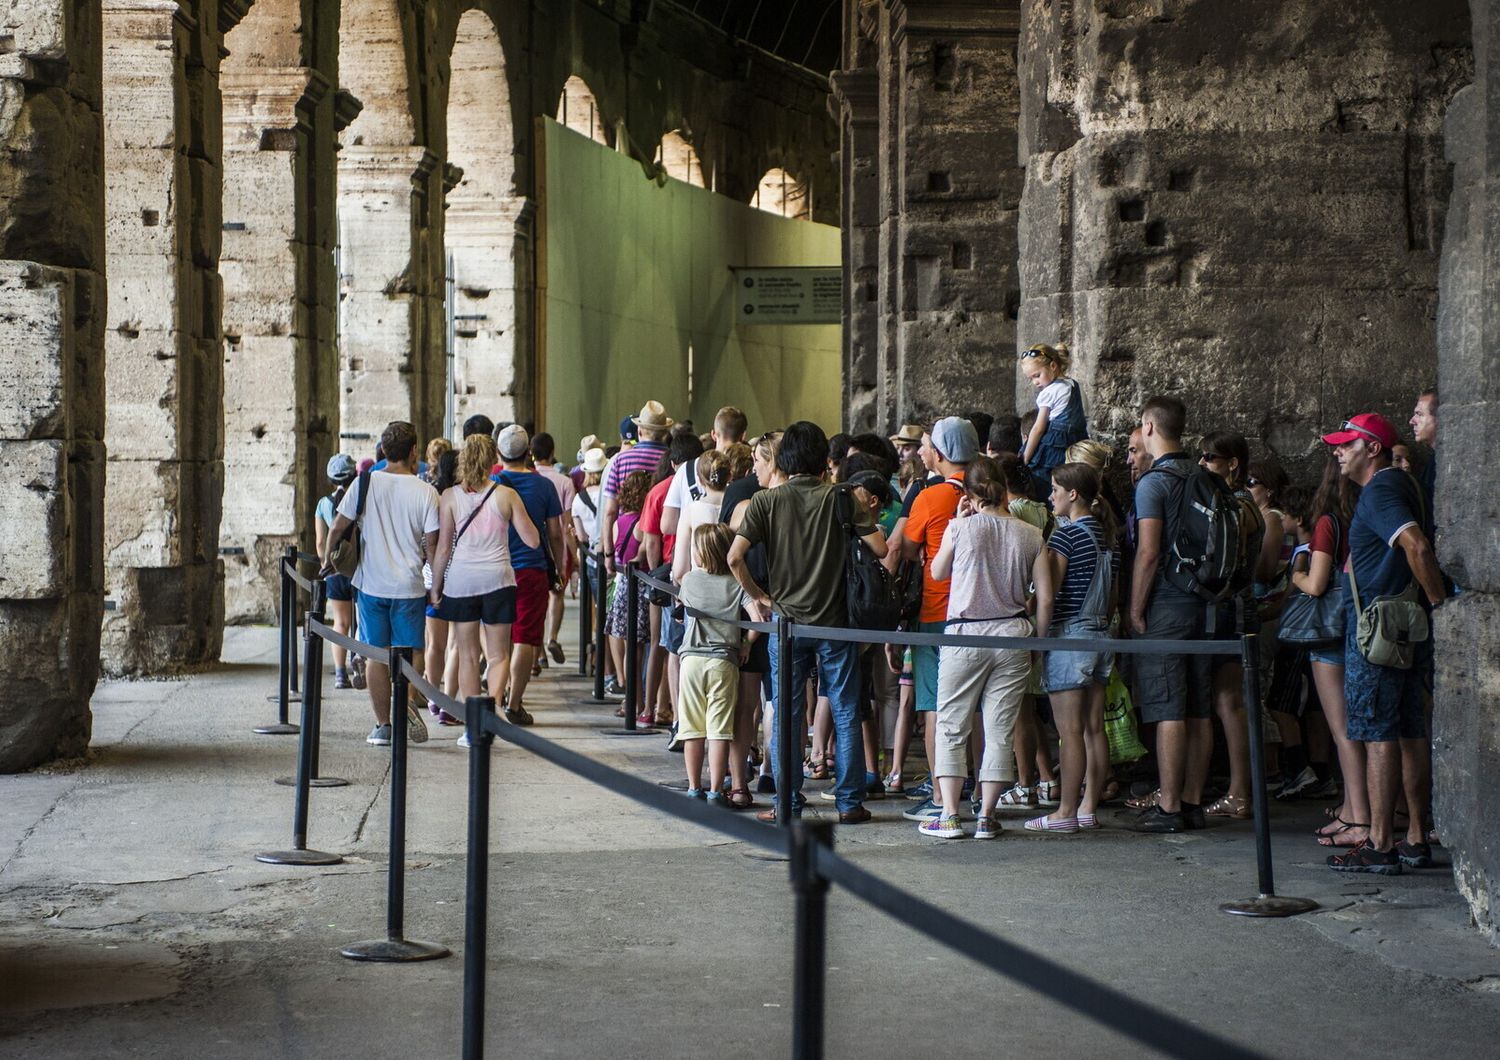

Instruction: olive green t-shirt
[735,477,878,628]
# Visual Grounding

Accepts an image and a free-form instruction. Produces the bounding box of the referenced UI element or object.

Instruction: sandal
[1206,794,1251,819]
[1317,822,1370,848]
[727,789,755,810]
[803,756,830,781]
[1315,814,1353,838]
[504,706,534,727]
[1125,788,1161,812]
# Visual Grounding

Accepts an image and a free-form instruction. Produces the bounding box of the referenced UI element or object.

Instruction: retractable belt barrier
[259,561,1316,1059]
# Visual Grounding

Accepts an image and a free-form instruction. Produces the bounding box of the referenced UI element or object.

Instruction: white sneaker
[406,705,429,744]
[457,733,471,749]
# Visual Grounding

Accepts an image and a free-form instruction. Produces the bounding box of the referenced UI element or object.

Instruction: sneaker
[818,787,839,802]
[969,796,982,820]
[1396,840,1433,868]
[666,725,684,753]
[547,640,566,665]
[1077,813,1099,830]
[1304,775,1341,800]
[349,655,367,690]
[902,798,944,822]
[904,779,933,801]
[366,724,392,746]
[755,774,776,795]
[1328,840,1402,875]
[919,814,965,839]
[406,706,429,744]
[685,787,706,799]
[1036,780,1061,806]
[996,784,1039,811]
[706,791,727,806]
[1128,806,1185,833]
[1275,766,1319,801]
[974,814,1002,840]
[839,806,872,824]
[1024,813,1079,834]
[604,677,626,698]
[457,732,471,749]
[333,669,350,689]
[865,772,886,800]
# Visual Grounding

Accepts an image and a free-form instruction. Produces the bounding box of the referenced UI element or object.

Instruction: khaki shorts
[677,654,739,741]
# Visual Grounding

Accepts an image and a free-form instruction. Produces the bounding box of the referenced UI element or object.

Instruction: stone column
[219,60,342,622]
[0,3,106,770]
[830,0,881,430]
[871,0,1023,430]
[101,0,239,674]
[1434,0,1498,945]
[446,198,532,435]
[1018,0,1471,459]
[337,145,443,449]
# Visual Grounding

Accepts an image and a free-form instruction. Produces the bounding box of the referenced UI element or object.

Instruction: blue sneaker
[902,798,943,822]
[685,787,706,799]
[706,791,727,806]
[904,779,933,801]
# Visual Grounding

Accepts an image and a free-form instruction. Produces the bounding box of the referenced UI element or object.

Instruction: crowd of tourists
[314,344,1448,876]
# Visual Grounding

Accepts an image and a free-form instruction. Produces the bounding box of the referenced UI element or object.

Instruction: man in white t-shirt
[323,421,439,747]
[660,405,748,537]
[530,431,577,665]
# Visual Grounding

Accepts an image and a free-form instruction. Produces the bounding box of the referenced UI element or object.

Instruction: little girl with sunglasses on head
[1020,343,1089,493]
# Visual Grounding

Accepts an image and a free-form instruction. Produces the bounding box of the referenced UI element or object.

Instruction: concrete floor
[2,615,1499,1058]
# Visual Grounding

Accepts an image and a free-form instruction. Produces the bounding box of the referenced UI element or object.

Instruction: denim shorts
[1044,617,1113,692]
[324,573,355,602]
[1344,623,1430,742]
[1308,645,1345,667]
[356,594,426,650]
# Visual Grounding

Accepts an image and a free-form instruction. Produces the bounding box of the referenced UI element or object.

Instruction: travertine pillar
[1018,0,1470,462]
[101,0,241,673]
[337,146,444,449]
[1435,0,1498,946]
[872,0,1023,429]
[446,198,532,435]
[219,9,344,621]
[0,3,106,769]
[831,0,881,431]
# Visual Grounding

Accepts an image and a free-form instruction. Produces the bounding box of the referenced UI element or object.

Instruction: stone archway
[557,75,611,146]
[443,8,525,437]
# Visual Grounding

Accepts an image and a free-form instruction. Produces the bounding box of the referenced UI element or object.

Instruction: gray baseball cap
[930,416,978,464]
[326,453,357,483]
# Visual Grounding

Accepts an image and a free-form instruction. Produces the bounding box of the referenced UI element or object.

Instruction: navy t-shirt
[493,469,562,570]
[1346,466,1426,603]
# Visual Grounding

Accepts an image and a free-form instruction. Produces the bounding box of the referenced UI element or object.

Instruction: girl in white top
[571,448,607,549]
[920,455,1054,841]
[671,450,732,583]
[430,433,539,705]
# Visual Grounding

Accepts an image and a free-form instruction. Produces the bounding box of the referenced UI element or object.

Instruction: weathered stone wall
[840,0,1023,433]
[0,1,106,769]
[1018,0,1470,472]
[101,0,244,674]
[219,0,343,622]
[1435,0,1500,946]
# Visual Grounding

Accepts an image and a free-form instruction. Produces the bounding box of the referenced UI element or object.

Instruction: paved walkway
[2,612,1498,1057]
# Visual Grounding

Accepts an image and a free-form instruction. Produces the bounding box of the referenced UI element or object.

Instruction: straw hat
[889,423,924,446]
[581,448,608,474]
[631,400,674,431]
[577,434,599,460]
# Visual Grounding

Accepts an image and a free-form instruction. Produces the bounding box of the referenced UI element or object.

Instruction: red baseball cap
[1321,412,1400,449]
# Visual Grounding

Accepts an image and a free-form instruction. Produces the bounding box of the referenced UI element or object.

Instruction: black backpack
[1144,461,1245,604]
[835,486,903,630]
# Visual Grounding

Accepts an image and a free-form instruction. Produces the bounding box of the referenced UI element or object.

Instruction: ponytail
[1052,461,1118,547]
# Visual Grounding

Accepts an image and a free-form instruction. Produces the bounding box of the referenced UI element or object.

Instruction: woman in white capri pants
[919,455,1054,840]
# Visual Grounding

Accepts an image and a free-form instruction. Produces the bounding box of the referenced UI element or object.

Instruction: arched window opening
[655,130,705,188]
[751,167,811,220]
[557,75,609,145]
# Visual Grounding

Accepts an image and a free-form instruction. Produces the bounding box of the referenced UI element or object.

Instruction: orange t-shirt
[903,474,965,623]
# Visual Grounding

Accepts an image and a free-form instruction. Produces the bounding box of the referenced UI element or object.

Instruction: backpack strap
[354,469,371,521]
[577,487,598,515]
[686,456,702,501]
[453,484,498,548]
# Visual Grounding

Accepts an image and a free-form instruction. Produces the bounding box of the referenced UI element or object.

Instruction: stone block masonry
[0,4,106,770]
[1018,0,1471,475]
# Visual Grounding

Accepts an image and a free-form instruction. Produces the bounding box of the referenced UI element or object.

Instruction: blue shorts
[1044,617,1113,692]
[912,620,944,712]
[1344,623,1430,742]
[356,594,426,650]
[324,573,355,602]
[1308,645,1345,667]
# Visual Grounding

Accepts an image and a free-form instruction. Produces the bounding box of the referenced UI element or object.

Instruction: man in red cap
[1322,412,1446,874]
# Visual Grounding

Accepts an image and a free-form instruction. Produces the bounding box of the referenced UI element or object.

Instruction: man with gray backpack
[1126,396,1249,833]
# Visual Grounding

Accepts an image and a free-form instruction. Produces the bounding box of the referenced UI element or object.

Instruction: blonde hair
[1021,342,1071,373]
[754,431,783,466]
[692,523,734,575]
[457,433,497,492]
[1065,438,1112,471]
[725,442,753,481]
[426,437,453,467]
[697,449,731,492]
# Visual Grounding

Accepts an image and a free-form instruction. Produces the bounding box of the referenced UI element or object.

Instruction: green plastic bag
[1104,669,1147,765]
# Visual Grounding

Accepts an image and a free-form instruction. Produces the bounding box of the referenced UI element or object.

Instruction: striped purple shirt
[602,440,669,499]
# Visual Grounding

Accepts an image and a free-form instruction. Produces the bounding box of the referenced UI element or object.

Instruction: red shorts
[512,567,550,646]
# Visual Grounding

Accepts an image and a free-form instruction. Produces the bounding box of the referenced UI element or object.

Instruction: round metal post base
[255,848,343,866]
[1219,894,1319,918]
[266,693,302,704]
[602,726,659,737]
[275,776,349,788]
[339,938,451,963]
[253,723,300,735]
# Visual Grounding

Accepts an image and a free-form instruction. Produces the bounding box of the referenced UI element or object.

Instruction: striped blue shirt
[1048,516,1118,620]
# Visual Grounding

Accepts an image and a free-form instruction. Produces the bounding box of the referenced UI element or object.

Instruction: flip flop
[1317,822,1369,848]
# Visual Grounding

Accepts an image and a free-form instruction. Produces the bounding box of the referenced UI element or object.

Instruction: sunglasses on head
[1020,348,1044,359]
[1339,420,1384,445]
